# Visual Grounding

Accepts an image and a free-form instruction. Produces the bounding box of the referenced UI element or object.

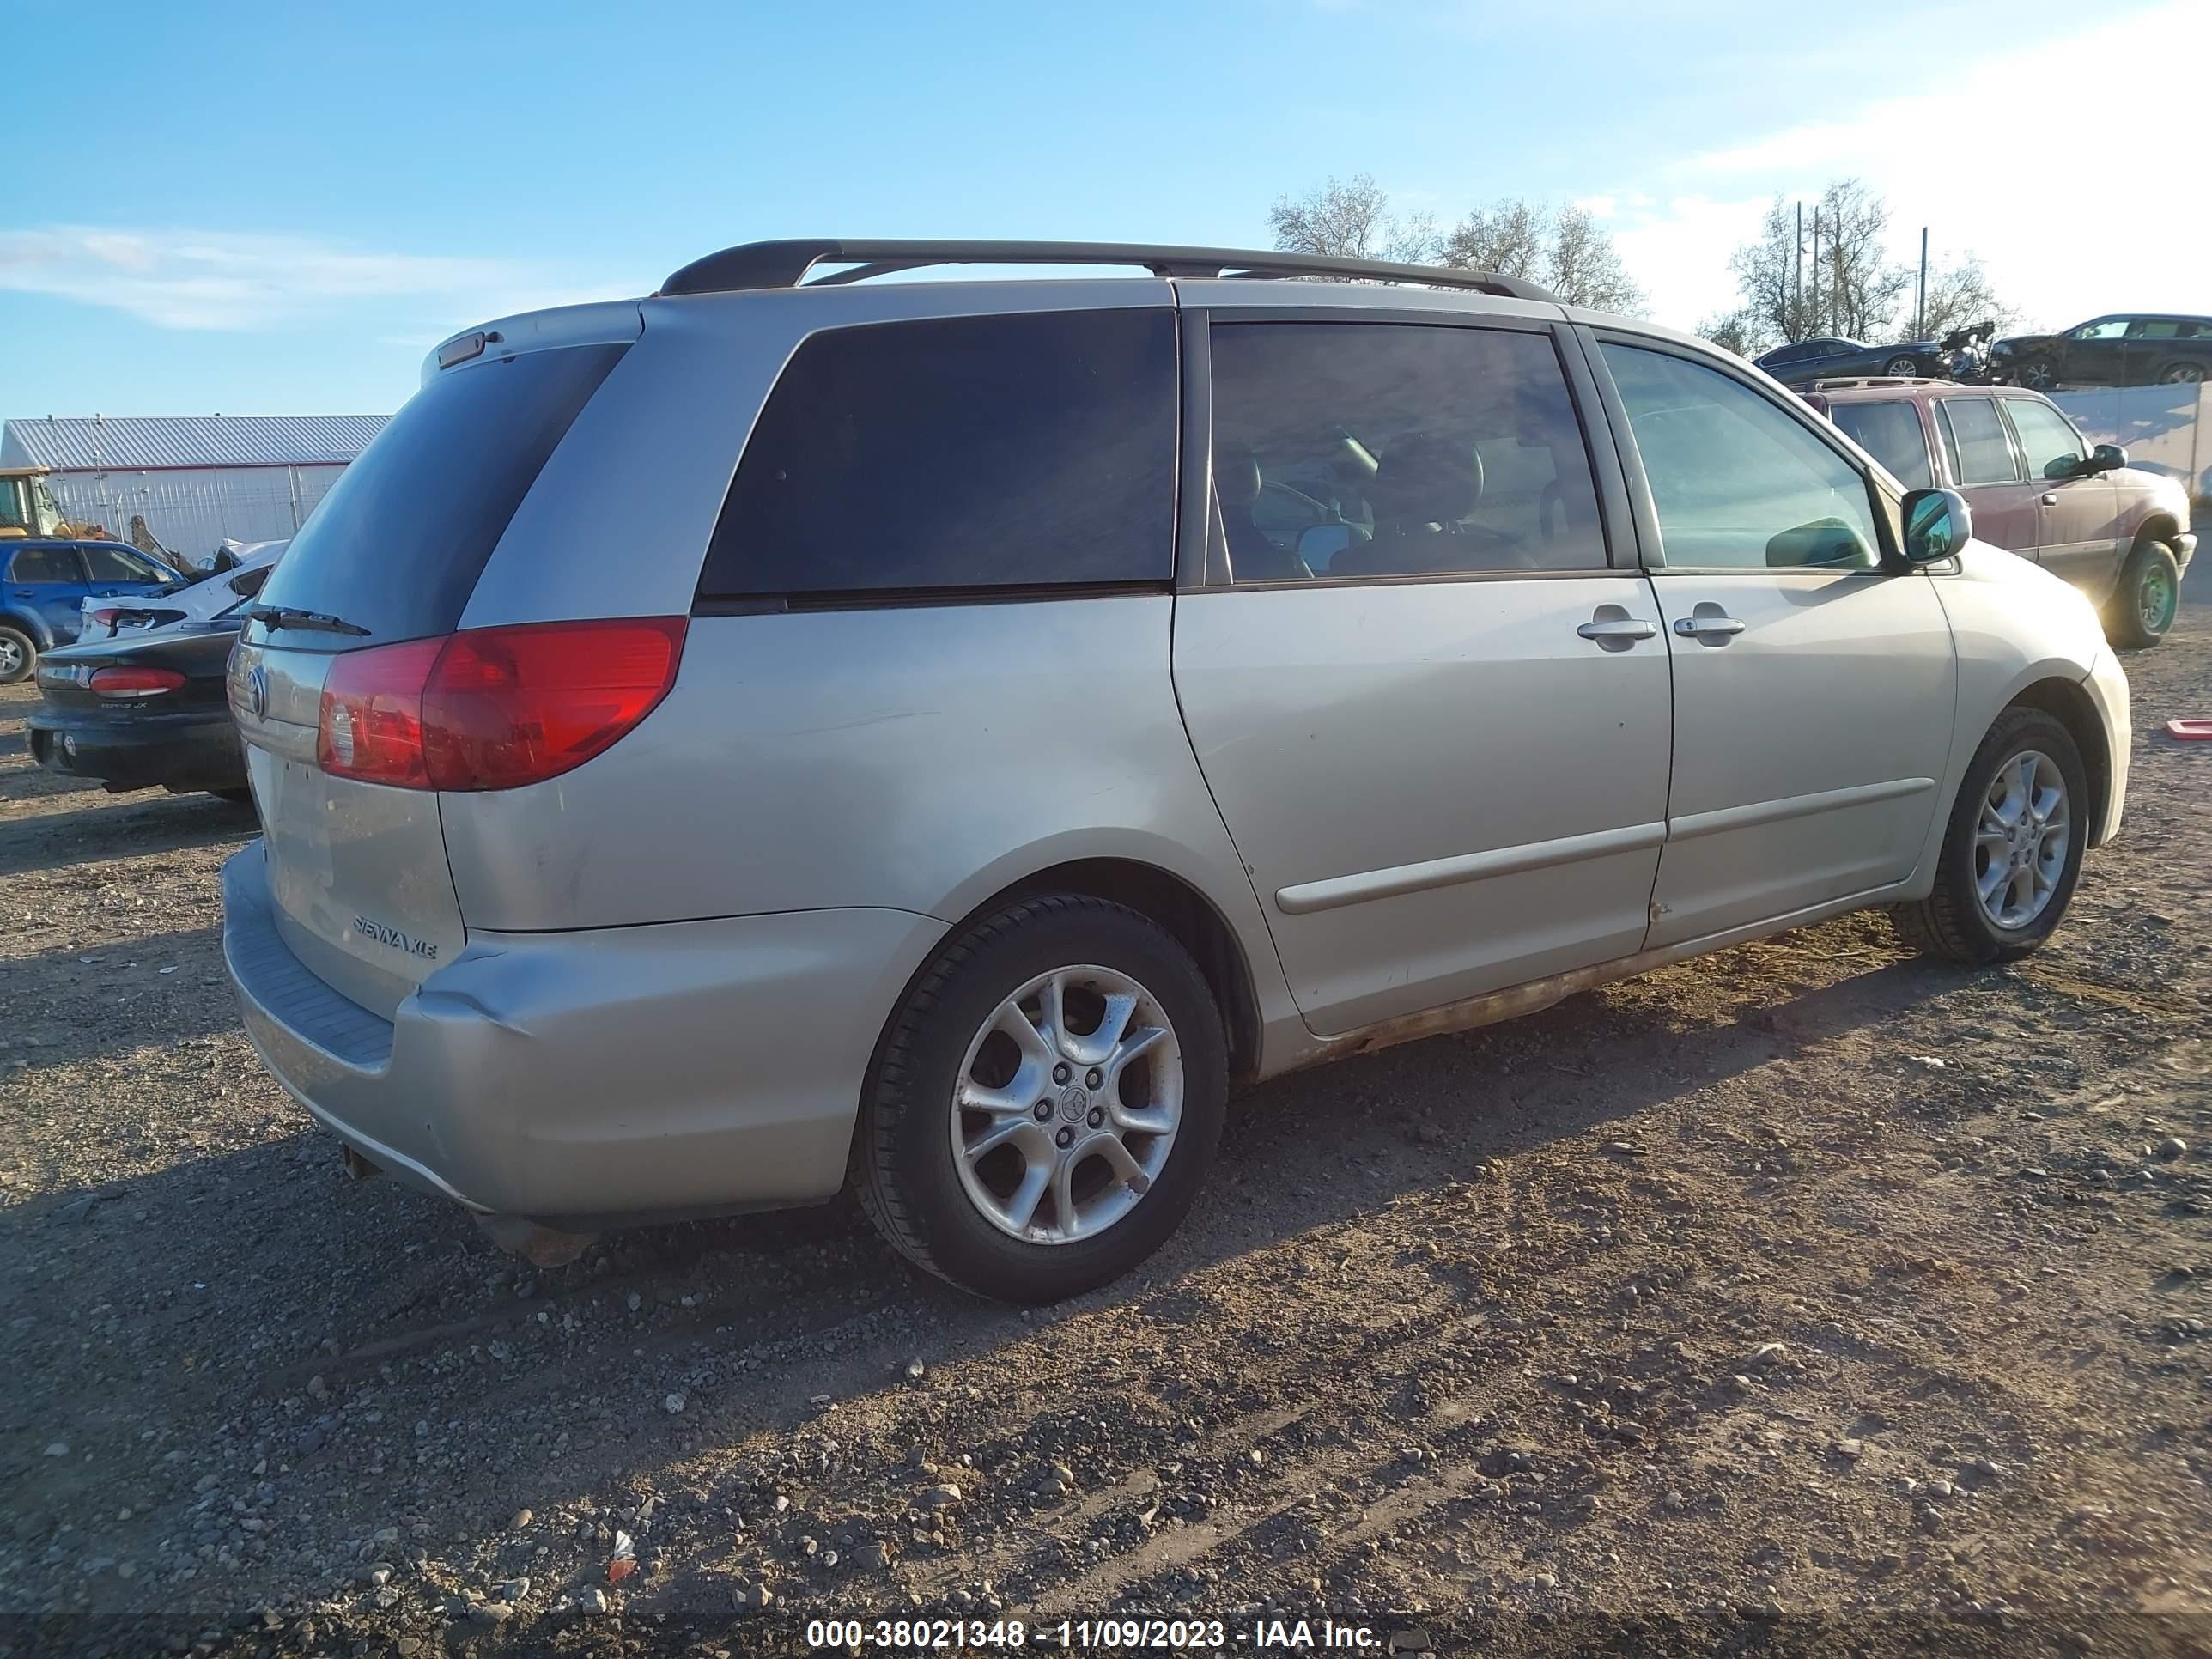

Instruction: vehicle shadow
[0,793,257,876]
[4,933,1948,1606]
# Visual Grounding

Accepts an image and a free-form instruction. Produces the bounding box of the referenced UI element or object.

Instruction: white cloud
[0,226,636,332]
[1589,0,2211,333]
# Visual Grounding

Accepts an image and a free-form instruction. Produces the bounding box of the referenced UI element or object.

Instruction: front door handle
[1577,617,1657,641]
[1674,615,1747,639]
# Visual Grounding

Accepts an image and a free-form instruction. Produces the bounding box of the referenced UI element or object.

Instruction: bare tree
[1720,179,1942,352]
[1267,173,1439,264]
[1543,204,1644,314]
[1272,178,1645,311]
[1440,198,1546,281]
[1917,252,2023,340]
[1697,313,1758,358]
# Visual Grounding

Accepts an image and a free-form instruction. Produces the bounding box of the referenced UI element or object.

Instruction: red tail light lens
[88,665,186,699]
[89,608,121,628]
[317,618,686,792]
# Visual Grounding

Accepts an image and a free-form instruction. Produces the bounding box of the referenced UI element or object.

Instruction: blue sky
[6,0,2203,416]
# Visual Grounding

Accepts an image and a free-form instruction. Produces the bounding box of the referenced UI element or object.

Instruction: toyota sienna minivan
[223,239,2130,1303]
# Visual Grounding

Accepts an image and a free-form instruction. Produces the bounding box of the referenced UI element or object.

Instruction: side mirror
[2085,442,2127,475]
[1901,488,1972,563]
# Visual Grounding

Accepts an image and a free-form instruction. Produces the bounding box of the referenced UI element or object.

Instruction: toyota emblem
[247,661,270,720]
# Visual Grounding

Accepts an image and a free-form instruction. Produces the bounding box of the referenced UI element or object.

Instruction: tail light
[88,665,186,699]
[89,608,121,629]
[317,617,686,791]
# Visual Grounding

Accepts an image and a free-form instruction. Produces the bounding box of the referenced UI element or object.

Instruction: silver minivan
[223,240,2130,1303]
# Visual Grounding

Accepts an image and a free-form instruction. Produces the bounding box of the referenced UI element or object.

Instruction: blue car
[1,538,184,683]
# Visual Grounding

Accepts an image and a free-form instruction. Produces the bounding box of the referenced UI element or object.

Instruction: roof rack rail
[657,239,1559,305]
[1804,374,1954,390]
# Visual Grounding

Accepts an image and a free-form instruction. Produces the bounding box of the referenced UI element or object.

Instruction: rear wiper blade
[248,605,370,637]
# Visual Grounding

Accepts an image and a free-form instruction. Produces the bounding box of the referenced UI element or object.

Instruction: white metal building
[0,414,387,562]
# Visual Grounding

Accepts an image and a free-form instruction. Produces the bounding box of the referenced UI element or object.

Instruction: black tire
[2157,361,2206,386]
[2014,356,2057,390]
[1891,707,2088,965]
[853,894,1228,1304]
[2106,538,2181,650]
[0,624,33,685]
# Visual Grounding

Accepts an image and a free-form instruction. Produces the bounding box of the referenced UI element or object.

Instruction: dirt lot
[3,594,2209,1658]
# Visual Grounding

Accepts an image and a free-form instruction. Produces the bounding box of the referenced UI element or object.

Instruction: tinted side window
[2129,319,2183,338]
[2002,398,2086,480]
[1601,343,1880,571]
[702,308,1176,599]
[7,545,80,583]
[254,343,627,646]
[1208,322,1607,580]
[1938,397,2020,485]
[1828,400,1932,489]
[82,544,162,582]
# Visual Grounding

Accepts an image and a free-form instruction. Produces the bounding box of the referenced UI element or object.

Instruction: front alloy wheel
[1892,707,2088,964]
[1972,750,2070,932]
[2015,358,2057,389]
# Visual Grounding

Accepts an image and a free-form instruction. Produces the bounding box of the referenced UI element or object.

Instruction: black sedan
[1990,313,2212,390]
[1754,334,1954,386]
[27,618,250,801]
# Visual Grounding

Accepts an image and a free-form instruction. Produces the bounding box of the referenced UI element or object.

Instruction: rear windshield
[252,343,626,645]
[699,307,1176,599]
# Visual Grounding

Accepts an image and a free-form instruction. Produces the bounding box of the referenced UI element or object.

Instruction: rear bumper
[221,844,945,1224]
[27,708,244,793]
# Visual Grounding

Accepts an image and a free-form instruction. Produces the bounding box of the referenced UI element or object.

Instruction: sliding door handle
[1577,617,1657,641]
[1674,615,1747,639]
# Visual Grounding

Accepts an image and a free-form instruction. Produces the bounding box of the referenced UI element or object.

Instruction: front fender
[1903,544,2120,890]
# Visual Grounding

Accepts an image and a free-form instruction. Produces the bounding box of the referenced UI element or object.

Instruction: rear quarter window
[699,307,1177,599]
[252,343,627,645]
[1828,399,1932,489]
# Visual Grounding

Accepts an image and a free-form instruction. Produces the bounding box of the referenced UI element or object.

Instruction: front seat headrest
[1214,441,1262,509]
[1371,433,1483,526]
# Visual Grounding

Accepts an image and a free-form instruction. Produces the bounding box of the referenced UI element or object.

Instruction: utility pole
[1917,226,1929,338]
[1809,210,1820,339]
[1794,200,1802,337]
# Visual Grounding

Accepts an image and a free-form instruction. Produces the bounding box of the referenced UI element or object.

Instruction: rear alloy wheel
[0,625,33,684]
[853,895,1227,1304]
[2107,538,2181,649]
[1891,708,2087,964]
[1883,355,1920,376]
[2158,361,2206,386]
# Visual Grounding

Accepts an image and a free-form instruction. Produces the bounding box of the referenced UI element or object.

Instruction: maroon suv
[1802,377,2196,647]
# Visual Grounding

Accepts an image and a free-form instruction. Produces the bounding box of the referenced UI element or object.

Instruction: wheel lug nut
[1088,1108,1104,1127]
[1085,1068,1103,1088]
[1053,1062,1071,1085]
[1034,1100,1053,1121]
[1055,1127,1074,1149]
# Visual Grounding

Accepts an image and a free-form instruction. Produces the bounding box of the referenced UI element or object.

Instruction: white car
[80,541,286,641]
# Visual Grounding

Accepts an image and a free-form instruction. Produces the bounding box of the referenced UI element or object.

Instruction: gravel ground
[3,591,2209,1658]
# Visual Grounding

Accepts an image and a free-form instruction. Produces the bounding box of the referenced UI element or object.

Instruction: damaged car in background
[29,601,255,803]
